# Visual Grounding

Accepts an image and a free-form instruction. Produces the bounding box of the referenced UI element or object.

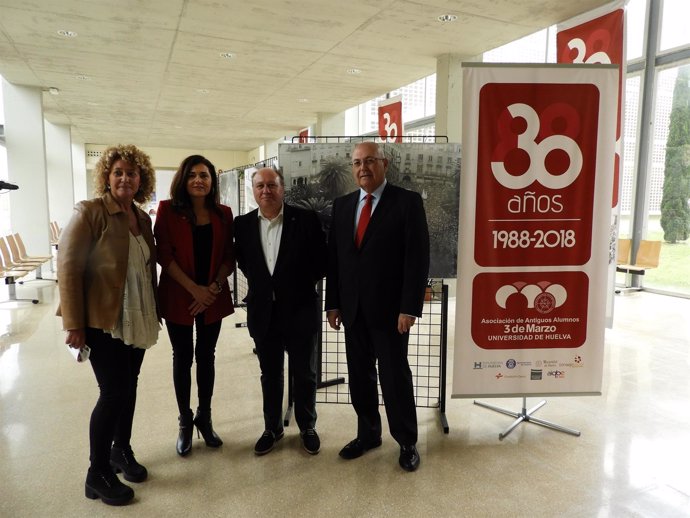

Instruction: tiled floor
[1,281,689,517]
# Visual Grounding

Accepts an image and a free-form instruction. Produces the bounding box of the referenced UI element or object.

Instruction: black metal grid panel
[231,269,249,308]
[237,175,246,216]
[317,279,447,409]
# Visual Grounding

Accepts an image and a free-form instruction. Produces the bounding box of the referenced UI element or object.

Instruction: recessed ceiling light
[346,68,362,75]
[196,88,209,94]
[75,74,90,81]
[437,14,458,22]
[57,29,78,37]
[87,101,100,106]
[219,52,235,59]
[297,98,309,103]
[48,87,60,95]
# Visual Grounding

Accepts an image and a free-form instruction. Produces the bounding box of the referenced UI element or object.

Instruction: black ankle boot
[85,468,134,506]
[177,410,194,456]
[193,408,223,447]
[110,445,148,482]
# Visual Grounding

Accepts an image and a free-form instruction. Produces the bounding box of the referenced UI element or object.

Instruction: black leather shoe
[85,468,134,506]
[399,445,420,472]
[254,430,284,455]
[338,437,382,460]
[177,410,194,457]
[110,446,147,482]
[193,408,223,448]
[300,429,320,455]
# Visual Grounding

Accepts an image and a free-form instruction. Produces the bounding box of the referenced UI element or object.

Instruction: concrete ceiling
[0,0,611,151]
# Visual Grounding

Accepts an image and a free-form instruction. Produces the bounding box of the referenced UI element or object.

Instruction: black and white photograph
[279,142,461,278]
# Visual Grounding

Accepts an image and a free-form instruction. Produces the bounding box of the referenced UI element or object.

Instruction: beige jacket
[56,192,159,331]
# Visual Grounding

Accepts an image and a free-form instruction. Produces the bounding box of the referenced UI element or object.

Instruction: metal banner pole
[474,396,580,440]
[439,283,449,433]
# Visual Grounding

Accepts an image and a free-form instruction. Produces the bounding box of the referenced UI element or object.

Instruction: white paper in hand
[67,345,91,363]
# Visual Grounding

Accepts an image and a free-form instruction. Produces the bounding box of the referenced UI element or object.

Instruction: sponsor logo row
[492,369,566,381]
[473,357,580,381]
[473,356,583,370]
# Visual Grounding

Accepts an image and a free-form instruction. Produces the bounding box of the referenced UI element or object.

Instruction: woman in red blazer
[154,155,234,457]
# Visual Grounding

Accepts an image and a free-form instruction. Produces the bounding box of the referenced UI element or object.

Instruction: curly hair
[92,144,155,204]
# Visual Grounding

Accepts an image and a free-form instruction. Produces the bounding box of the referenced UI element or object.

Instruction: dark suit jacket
[325,183,430,329]
[154,199,235,325]
[234,203,327,340]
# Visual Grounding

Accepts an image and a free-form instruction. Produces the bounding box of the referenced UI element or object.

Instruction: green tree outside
[660,65,690,243]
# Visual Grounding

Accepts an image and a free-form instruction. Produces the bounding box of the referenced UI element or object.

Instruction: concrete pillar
[45,121,74,228]
[71,141,88,204]
[2,80,51,255]
[435,54,465,143]
[314,112,345,137]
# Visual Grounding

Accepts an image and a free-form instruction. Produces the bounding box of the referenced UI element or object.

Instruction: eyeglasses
[253,182,281,191]
[350,157,385,168]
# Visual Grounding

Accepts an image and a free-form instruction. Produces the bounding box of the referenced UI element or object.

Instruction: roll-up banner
[557,0,626,329]
[453,64,618,398]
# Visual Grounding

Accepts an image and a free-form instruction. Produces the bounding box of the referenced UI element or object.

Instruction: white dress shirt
[258,204,284,275]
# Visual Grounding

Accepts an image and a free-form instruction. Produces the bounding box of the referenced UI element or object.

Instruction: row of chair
[616,238,661,292]
[616,238,661,274]
[0,231,58,305]
[49,221,62,249]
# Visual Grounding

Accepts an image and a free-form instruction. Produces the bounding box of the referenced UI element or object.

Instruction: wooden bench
[616,239,661,276]
[616,238,631,266]
[615,239,661,293]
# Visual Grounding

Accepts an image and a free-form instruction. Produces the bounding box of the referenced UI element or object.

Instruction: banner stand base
[474,397,581,440]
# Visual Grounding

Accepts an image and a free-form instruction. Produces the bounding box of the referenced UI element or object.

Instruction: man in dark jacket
[234,166,327,456]
[326,142,430,472]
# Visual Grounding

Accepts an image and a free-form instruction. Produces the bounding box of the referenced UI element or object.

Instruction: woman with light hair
[57,144,160,506]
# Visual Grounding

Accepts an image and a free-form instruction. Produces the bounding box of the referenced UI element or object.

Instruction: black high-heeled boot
[193,408,223,448]
[176,409,194,456]
[110,445,148,482]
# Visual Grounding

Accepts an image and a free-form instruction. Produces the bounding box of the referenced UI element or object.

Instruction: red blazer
[155,199,235,325]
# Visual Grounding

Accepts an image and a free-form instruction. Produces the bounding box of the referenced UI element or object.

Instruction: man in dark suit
[234,166,327,456]
[326,142,430,472]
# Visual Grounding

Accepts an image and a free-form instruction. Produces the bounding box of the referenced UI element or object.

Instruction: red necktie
[355,194,373,248]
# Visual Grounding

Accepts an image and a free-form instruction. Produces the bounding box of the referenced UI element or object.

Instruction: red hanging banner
[557,1,624,207]
[298,127,309,143]
[378,95,403,143]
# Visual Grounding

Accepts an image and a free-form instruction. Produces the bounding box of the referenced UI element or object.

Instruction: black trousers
[86,328,145,472]
[253,303,318,434]
[344,310,418,446]
[166,315,222,415]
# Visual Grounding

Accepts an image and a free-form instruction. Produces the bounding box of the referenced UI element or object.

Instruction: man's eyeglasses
[254,182,281,191]
[350,157,385,168]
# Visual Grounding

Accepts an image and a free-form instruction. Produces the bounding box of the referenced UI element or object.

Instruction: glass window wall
[626,0,646,61]
[636,63,690,295]
[659,0,690,52]
[620,73,643,238]
[356,74,436,135]
[350,0,690,297]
